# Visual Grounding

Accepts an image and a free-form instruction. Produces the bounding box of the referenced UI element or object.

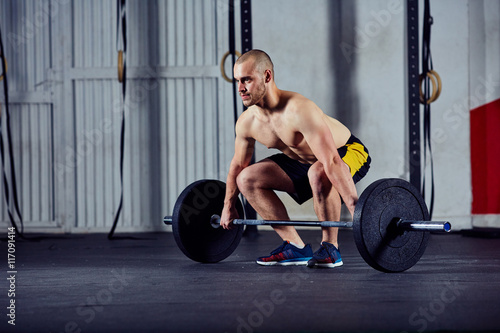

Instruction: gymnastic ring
[0,57,7,82]
[118,50,124,83]
[419,71,437,104]
[429,70,442,101]
[220,50,241,83]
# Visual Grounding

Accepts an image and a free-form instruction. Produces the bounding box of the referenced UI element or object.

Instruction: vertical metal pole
[239,0,258,231]
[228,0,238,123]
[407,0,421,190]
[240,0,253,54]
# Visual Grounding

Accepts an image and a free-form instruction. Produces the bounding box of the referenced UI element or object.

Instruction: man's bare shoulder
[279,91,323,122]
[235,107,258,138]
[280,91,350,142]
[281,90,312,105]
[236,106,258,125]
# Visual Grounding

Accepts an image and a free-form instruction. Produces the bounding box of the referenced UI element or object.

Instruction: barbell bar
[162,215,451,232]
[163,216,354,228]
[163,178,452,272]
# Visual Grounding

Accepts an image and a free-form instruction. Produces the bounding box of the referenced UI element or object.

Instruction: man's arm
[293,102,358,217]
[220,119,255,229]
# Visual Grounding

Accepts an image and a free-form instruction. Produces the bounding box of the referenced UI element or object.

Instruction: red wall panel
[470,98,500,214]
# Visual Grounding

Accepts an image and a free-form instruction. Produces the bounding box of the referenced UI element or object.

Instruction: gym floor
[3,229,500,333]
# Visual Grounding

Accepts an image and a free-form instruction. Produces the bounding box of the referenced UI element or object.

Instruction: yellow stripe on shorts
[341,141,370,177]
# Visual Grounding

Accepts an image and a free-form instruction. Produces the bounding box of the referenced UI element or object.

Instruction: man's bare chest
[252,122,306,150]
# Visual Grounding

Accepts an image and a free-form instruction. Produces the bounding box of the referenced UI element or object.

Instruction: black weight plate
[172,179,244,263]
[353,178,430,272]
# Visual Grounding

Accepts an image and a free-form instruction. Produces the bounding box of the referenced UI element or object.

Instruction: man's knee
[236,167,257,194]
[308,163,328,195]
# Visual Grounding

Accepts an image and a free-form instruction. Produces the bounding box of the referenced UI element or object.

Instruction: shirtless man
[220,50,371,268]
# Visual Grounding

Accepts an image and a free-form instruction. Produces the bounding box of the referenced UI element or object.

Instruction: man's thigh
[242,158,296,194]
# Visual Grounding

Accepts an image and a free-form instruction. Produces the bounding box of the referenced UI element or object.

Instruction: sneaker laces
[270,241,289,255]
[314,244,329,258]
[322,242,339,260]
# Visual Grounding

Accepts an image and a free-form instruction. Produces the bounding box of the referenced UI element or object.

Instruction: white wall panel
[160,77,222,216]
[73,79,121,229]
[0,0,57,229]
[0,104,54,223]
[1,0,232,232]
[1,0,52,91]
[72,0,116,68]
[69,0,231,231]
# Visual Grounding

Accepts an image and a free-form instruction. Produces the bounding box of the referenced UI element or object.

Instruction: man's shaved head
[235,49,274,76]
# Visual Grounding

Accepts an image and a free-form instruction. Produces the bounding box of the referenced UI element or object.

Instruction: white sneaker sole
[314,261,343,268]
[256,259,311,266]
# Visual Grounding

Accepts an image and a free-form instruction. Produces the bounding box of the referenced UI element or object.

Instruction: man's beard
[242,81,266,107]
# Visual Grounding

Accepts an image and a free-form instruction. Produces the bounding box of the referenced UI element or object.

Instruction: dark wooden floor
[2,229,500,333]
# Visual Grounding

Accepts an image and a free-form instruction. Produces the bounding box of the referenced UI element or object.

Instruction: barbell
[163,178,451,272]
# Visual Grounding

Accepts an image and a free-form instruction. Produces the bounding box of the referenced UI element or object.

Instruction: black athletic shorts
[267,134,371,204]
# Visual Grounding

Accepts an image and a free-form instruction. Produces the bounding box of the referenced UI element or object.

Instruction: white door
[0,0,239,232]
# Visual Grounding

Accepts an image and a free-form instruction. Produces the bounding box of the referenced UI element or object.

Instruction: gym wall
[469,1,500,227]
[251,0,500,231]
[0,0,238,232]
[0,0,498,233]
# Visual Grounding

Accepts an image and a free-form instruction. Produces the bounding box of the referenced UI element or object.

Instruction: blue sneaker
[256,241,313,266]
[307,242,343,268]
